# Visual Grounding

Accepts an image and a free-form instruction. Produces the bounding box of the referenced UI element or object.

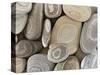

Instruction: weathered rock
[47,43,69,63]
[15,2,32,15]
[25,3,43,40]
[27,54,55,72]
[12,14,28,34]
[81,54,97,69]
[44,4,62,18]
[80,13,97,54]
[42,19,51,47]
[63,5,92,22]
[16,40,42,57]
[51,16,82,55]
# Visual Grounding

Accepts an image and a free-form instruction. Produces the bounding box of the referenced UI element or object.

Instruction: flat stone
[15,2,32,15]
[80,13,97,54]
[47,43,69,63]
[51,16,82,55]
[44,4,62,18]
[27,54,55,72]
[81,54,97,69]
[63,5,92,22]
[42,19,51,47]
[12,14,28,34]
[25,3,43,40]
[16,40,42,57]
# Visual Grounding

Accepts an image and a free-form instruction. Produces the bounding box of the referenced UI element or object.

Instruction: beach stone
[16,40,42,57]
[63,5,92,22]
[12,14,28,34]
[51,16,82,55]
[27,54,55,72]
[42,19,51,47]
[81,54,97,69]
[15,2,32,14]
[25,3,43,40]
[80,13,97,54]
[47,43,69,63]
[44,4,62,18]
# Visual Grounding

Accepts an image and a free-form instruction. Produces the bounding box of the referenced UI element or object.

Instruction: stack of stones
[11,2,98,73]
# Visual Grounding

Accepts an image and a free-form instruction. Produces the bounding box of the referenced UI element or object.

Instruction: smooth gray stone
[12,14,28,34]
[42,19,51,47]
[11,57,26,73]
[54,56,80,70]
[25,3,43,40]
[44,4,62,18]
[80,13,97,54]
[16,40,42,57]
[27,54,55,72]
[47,43,69,63]
[14,2,32,15]
[81,54,97,69]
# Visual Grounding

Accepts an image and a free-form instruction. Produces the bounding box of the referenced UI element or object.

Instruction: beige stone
[51,16,82,55]
[63,5,91,22]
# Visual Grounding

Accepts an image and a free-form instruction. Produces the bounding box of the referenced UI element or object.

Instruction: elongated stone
[11,57,26,73]
[81,54,97,69]
[42,19,51,47]
[63,5,91,22]
[15,35,18,43]
[51,16,82,55]
[25,3,43,40]
[12,2,32,15]
[44,4,62,18]
[12,14,28,34]
[80,13,97,54]
[54,56,80,70]
[27,54,55,72]
[16,40,42,57]
[47,43,69,63]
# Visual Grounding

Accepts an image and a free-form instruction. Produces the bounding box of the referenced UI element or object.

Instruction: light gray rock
[25,3,43,40]
[42,19,51,47]
[44,4,62,18]
[27,54,55,72]
[12,14,28,34]
[80,13,97,54]
[15,2,32,14]
[81,54,97,69]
